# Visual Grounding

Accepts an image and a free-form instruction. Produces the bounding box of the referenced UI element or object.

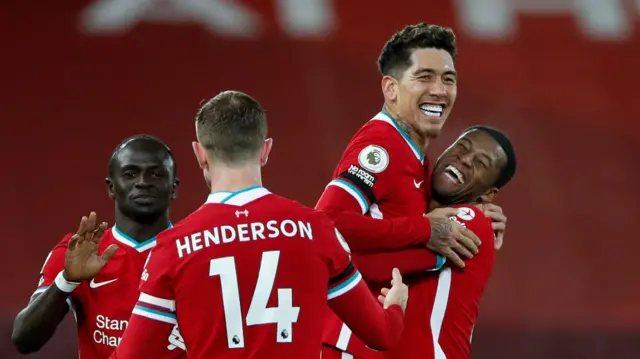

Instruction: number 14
[209,251,301,349]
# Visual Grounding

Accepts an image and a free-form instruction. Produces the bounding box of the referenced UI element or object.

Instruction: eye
[152,171,165,178]
[475,159,489,169]
[443,76,456,84]
[122,171,136,178]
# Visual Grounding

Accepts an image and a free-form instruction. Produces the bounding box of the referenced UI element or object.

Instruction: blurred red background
[2,1,639,358]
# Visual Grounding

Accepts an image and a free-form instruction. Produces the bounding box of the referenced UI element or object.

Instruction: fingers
[457,225,481,248]
[76,216,88,236]
[91,222,109,244]
[442,248,465,268]
[391,268,403,286]
[450,241,474,260]
[428,207,458,219]
[377,295,385,306]
[380,287,390,296]
[494,231,504,250]
[100,244,120,265]
[491,221,506,232]
[68,234,80,251]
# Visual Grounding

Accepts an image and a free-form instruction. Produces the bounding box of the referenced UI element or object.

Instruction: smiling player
[11,135,186,359]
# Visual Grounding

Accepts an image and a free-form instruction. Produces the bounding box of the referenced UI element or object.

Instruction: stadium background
[2,1,639,358]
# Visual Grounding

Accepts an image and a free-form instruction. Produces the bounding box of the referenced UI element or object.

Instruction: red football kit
[110,186,404,359]
[318,112,495,358]
[33,225,186,359]
[325,205,496,359]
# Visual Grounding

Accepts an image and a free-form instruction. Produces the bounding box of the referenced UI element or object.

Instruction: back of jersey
[154,187,346,358]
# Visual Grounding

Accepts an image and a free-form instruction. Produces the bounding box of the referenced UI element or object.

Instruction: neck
[114,211,170,243]
[382,103,430,154]
[208,163,263,193]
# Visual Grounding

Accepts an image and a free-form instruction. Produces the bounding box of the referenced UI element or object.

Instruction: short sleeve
[133,235,177,325]
[324,125,394,214]
[314,215,362,300]
[32,234,73,299]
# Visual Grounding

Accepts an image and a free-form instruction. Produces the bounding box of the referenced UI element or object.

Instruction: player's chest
[75,250,149,324]
[377,164,429,216]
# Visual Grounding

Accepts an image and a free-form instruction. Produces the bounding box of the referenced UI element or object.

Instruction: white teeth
[445,165,465,184]
[420,104,443,113]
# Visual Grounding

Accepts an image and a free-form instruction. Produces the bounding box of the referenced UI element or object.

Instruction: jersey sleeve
[314,216,404,350]
[316,125,432,253]
[353,247,445,284]
[31,234,73,300]
[111,234,179,359]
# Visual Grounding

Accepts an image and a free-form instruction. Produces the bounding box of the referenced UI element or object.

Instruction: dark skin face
[105,141,178,224]
[431,130,508,205]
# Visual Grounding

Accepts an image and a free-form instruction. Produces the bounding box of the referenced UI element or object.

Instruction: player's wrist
[55,270,80,293]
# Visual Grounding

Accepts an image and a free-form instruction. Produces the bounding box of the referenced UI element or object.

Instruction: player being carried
[11,136,186,359]
[317,23,508,358]
[101,90,410,358]
[342,126,517,358]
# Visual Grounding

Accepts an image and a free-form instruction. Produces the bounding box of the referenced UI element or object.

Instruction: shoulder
[450,205,494,241]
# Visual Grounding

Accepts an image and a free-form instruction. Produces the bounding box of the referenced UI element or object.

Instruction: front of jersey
[129,187,358,359]
[327,205,497,359]
[34,227,185,359]
[320,112,444,356]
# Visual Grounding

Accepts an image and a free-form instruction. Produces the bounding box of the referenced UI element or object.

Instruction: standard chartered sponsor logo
[93,314,128,347]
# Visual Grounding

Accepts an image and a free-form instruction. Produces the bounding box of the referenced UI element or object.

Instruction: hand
[63,212,119,282]
[477,203,507,250]
[424,207,481,268]
[377,268,408,314]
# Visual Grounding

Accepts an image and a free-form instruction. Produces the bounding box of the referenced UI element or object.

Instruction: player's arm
[110,236,180,359]
[353,247,445,284]
[11,238,74,354]
[109,293,177,359]
[317,134,434,253]
[318,222,406,350]
[327,263,406,350]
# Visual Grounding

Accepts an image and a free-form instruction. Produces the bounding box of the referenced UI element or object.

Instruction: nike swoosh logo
[414,179,424,188]
[89,278,118,289]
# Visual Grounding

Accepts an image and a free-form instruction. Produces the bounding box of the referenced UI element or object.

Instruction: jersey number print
[209,250,301,348]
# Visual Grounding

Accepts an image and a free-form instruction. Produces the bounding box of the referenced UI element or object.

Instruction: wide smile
[419,103,445,120]
[443,164,465,185]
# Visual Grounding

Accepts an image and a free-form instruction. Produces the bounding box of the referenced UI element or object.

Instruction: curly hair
[377,23,457,78]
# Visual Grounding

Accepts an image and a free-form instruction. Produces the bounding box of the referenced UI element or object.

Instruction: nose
[459,154,473,169]
[134,174,153,188]
[429,78,447,97]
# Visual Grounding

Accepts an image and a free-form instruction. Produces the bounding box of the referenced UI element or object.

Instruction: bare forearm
[11,286,70,354]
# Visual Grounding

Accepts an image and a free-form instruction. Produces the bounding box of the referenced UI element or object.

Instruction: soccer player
[335,126,517,358]
[11,136,186,359]
[317,23,508,358]
[108,90,409,359]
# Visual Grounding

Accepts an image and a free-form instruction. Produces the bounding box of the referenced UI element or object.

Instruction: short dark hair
[195,91,267,164]
[462,125,517,189]
[108,135,177,177]
[377,23,457,78]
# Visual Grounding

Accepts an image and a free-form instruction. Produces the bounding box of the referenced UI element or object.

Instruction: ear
[381,75,398,103]
[105,178,115,199]
[192,141,209,170]
[171,178,180,200]
[478,188,498,203]
[260,138,273,167]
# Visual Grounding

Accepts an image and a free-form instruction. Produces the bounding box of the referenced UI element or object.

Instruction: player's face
[393,48,457,139]
[107,145,177,223]
[431,130,507,204]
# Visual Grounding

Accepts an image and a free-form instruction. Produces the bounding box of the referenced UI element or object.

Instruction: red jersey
[111,186,405,359]
[318,112,445,356]
[328,205,496,359]
[34,226,185,359]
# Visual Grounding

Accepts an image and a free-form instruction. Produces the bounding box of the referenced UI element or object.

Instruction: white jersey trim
[206,186,271,207]
[371,112,424,163]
